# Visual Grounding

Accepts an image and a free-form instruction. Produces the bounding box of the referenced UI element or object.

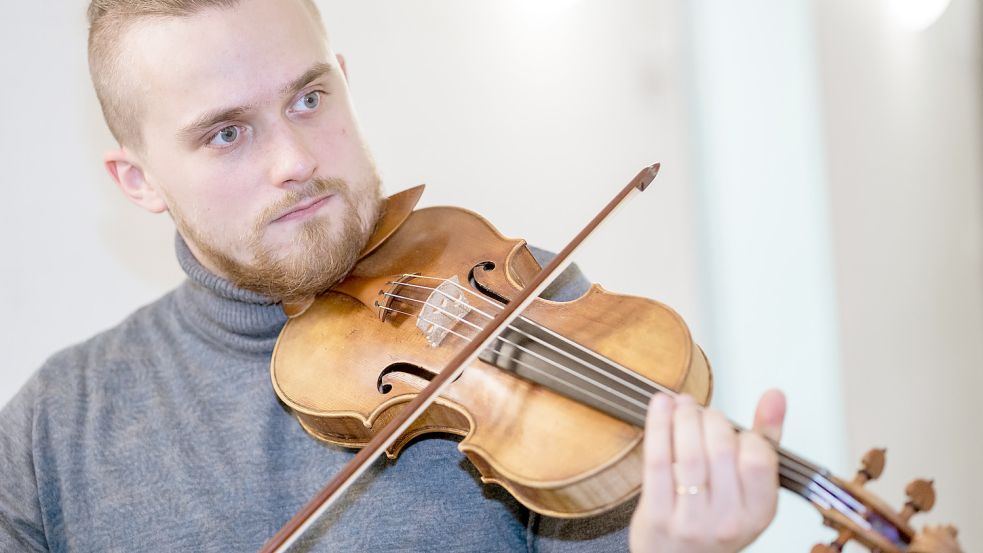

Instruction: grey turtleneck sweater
[0,236,631,552]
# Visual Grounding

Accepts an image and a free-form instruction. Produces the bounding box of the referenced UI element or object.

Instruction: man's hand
[629,390,787,553]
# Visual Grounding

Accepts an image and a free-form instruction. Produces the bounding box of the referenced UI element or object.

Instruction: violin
[264,165,961,553]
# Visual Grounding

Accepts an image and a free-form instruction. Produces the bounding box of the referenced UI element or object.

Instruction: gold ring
[675,484,707,496]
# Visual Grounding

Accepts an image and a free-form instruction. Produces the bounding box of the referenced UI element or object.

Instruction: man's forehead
[120,0,330,128]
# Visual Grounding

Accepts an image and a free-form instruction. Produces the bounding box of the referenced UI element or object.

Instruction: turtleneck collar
[172,233,287,355]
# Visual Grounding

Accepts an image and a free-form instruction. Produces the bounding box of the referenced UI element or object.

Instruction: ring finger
[671,394,709,528]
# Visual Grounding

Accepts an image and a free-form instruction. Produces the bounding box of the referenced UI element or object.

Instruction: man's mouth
[273,194,334,223]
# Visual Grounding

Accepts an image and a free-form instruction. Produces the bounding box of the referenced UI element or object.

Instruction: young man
[0,0,786,550]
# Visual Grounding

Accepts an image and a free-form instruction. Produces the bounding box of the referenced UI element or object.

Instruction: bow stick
[260,163,659,553]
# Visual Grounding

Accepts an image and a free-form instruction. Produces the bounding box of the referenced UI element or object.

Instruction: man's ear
[336,53,348,81]
[104,147,168,214]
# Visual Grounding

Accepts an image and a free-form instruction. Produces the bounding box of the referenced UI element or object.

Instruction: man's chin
[240,227,365,301]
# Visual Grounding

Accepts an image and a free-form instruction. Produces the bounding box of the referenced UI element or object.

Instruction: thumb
[752,388,786,443]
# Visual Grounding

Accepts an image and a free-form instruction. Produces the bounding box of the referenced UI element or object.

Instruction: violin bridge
[417,276,472,347]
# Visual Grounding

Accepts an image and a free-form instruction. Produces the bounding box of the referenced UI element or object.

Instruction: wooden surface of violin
[271,187,712,517]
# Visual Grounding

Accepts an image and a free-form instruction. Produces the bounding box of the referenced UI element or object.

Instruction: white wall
[816,0,983,548]
[684,1,847,550]
[323,0,704,324]
[0,6,186,401]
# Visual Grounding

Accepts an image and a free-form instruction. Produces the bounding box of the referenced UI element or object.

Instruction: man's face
[121,0,381,301]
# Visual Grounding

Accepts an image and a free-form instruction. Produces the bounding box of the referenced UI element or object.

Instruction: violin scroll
[810,448,962,553]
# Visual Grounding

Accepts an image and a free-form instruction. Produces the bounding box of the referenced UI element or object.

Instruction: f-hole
[377,362,436,394]
[468,261,511,305]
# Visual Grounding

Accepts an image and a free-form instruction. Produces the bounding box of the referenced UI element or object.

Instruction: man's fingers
[704,408,741,538]
[738,431,780,530]
[670,394,709,535]
[743,389,784,534]
[632,392,784,552]
[640,392,675,524]
[751,388,786,444]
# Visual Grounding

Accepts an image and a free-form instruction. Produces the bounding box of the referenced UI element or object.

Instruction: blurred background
[1,0,980,550]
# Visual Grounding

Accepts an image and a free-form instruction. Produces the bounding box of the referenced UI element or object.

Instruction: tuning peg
[900,478,936,522]
[812,449,889,552]
[811,528,852,552]
[854,448,886,484]
[909,525,962,553]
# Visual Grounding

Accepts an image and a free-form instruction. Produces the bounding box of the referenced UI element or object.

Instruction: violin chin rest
[282,296,316,319]
[358,184,426,261]
[281,184,426,320]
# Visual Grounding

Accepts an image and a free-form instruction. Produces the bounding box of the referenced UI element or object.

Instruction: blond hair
[87,0,324,150]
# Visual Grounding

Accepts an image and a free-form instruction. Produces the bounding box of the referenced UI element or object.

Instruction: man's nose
[269,125,317,187]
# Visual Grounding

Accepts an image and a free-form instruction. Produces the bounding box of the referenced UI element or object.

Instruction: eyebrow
[280,62,332,96]
[177,62,334,143]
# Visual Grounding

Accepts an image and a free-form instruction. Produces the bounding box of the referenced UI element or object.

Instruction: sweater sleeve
[0,376,49,552]
[528,500,634,552]
[526,245,592,302]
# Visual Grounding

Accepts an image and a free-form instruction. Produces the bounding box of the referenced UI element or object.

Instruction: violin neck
[776,446,850,511]
[477,316,653,426]
[477,318,859,515]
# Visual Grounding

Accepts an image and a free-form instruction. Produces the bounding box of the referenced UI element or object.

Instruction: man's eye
[293,91,320,112]
[208,126,240,146]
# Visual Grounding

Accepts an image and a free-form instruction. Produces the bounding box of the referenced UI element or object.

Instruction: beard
[174,175,382,303]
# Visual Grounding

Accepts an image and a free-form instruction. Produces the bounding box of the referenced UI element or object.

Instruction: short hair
[87,0,325,150]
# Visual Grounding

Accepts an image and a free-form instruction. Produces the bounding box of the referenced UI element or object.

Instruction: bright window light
[884,0,952,31]
[509,0,582,20]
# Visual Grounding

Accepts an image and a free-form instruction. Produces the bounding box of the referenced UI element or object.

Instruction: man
[0,0,786,551]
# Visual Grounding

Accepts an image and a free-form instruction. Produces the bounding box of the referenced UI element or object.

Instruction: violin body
[271,196,712,517]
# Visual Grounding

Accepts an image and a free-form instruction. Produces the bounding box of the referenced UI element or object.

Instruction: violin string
[509,315,663,398]
[397,274,509,310]
[384,280,499,320]
[388,276,803,435]
[381,291,652,413]
[388,278,671,397]
[404,275,675,397]
[376,303,649,421]
[376,306,870,529]
[777,448,866,513]
[393,275,852,499]
[385,280,819,465]
[379,303,476,343]
[391,276,666,394]
[381,291,485,333]
[380,276,869,528]
[777,469,871,530]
